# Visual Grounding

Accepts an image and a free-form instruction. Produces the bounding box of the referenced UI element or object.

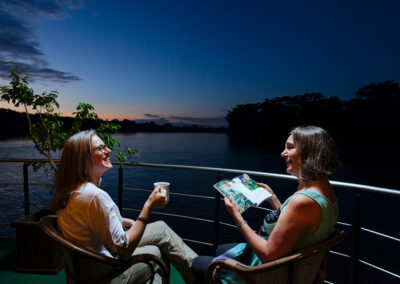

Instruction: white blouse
[58,182,129,258]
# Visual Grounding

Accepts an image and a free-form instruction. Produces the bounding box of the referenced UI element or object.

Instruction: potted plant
[1,64,138,274]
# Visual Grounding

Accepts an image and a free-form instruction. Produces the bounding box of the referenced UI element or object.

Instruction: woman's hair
[290,126,340,182]
[51,130,96,210]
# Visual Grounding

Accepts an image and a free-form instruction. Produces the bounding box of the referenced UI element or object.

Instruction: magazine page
[231,174,272,206]
[214,179,253,213]
[213,174,272,213]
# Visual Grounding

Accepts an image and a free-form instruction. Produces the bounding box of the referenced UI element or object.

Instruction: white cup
[153,182,170,203]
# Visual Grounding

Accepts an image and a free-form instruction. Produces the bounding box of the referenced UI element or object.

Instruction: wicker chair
[204,230,345,284]
[39,215,169,284]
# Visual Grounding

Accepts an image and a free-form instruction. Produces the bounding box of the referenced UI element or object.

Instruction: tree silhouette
[225,81,400,168]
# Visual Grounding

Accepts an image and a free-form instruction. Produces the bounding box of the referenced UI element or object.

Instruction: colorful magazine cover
[213,174,272,213]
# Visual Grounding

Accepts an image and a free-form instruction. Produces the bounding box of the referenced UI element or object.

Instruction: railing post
[23,162,29,216]
[351,191,362,284]
[118,166,123,212]
[214,172,222,251]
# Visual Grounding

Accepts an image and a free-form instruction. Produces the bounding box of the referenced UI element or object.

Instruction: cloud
[143,113,161,119]
[137,113,227,127]
[0,10,43,60]
[0,0,84,19]
[0,1,83,83]
[0,60,80,82]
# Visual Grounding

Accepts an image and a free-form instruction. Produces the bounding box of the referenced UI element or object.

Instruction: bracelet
[136,217,149,223]
[237,220,247,229]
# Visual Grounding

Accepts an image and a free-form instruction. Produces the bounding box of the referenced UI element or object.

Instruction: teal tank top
[261,189,338,249]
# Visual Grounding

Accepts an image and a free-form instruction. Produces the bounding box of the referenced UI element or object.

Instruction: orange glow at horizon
[0,102,148,121]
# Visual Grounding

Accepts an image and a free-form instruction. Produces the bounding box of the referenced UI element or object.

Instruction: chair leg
[313,252,329,284]
[146,260,155,283]
[143,260,169,284]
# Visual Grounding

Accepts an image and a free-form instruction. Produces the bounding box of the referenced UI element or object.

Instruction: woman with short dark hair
[192,126,340,283]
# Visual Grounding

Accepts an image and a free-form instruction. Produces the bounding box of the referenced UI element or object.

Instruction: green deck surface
[0,238,185,283]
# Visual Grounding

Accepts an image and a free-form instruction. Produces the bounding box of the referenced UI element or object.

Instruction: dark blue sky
[1,0,399,126]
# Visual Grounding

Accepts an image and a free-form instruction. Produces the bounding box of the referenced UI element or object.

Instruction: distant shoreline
[0,108,228,140]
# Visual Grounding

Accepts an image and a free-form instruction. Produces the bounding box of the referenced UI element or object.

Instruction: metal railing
[0,158,399,283]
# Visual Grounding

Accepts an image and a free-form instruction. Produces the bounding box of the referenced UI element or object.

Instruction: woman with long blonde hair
[52,130,197,283]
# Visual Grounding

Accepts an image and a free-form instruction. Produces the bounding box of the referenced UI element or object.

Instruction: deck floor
[0,238,185,283]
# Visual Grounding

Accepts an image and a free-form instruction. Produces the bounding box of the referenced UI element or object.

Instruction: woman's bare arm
[116,188,167,260]
[225,194,321,263]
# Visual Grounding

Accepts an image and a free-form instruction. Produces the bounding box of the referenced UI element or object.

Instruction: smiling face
[91,135,112,177]
[281,134,301,177]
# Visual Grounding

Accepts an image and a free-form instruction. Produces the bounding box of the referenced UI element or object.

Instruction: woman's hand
[257,182,275,195]
[224,196,243,224]
[257,182,282,210]
[146,186,167,209]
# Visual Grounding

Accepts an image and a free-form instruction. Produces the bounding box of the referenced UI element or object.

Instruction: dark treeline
[226,80,400,169]
[0,109,227,139]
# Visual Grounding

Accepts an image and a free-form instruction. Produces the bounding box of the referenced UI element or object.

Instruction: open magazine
[214,174,272,213]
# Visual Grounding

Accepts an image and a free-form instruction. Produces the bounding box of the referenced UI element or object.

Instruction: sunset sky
[1,0,399,127]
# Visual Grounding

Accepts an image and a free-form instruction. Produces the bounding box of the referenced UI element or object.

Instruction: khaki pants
[112,221,198,284]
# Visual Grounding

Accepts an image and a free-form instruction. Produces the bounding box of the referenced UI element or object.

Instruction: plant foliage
[0,63,139,175]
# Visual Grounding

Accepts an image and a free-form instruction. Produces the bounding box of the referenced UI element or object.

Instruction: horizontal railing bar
[329,180,399,196]
[359,259,400,279]
[124,161,299,179]
[219,221,237,229]
[337,221,400,242]
[166,191,215,200]
[123,208,214,223]
[1,158,398,196]
[152,211,214,223]
[123,187,152,193]
[123,187,217,200]
[337,221,352,227]
[182,238,213,247]
[360,227,400,242]
[330,250,351,258]
[253,206,273,212]
[329,250,400,279]
[122,208,140,212]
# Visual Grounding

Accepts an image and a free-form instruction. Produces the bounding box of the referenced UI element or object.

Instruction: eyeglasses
[92,144,108,153]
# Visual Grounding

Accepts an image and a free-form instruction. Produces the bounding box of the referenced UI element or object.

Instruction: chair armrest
[127,253,169,282]
[204,230,345,283]
[204,252,301,281]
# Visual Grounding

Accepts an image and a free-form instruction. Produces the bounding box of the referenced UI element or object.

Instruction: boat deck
[0,238,185,283]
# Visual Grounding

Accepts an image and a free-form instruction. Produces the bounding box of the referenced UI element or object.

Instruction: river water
[0,132,398,282]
